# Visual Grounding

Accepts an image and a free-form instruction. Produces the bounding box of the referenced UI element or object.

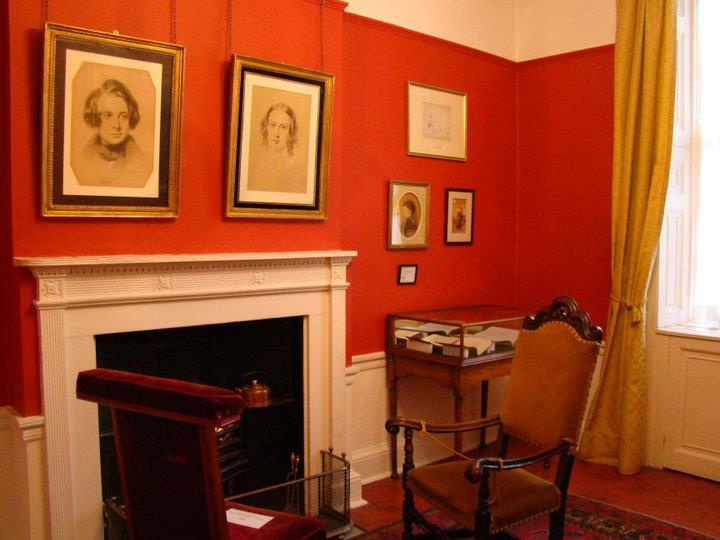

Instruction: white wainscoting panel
[345,352,505,486]
[664,336,720,481]
[0,408,49,539]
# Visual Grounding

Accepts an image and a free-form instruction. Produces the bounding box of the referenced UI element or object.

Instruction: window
[690,0,720,325]
[659,0,720,330]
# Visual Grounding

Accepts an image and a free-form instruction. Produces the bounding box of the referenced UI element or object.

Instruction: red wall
[516,47,614,326]
[1,0,613,415]
[342,16,519,356]
[0,0,17,409]
[5,0,347,415]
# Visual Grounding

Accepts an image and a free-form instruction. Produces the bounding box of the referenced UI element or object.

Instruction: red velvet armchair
[76,368,326,539]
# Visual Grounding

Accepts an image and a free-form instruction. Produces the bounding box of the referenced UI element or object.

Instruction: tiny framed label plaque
[397,264,418,285]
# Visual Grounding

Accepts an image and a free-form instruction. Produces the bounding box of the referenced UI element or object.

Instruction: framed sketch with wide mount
[42,23,184,217]
[407,81,466,161]
[226,55,334,219]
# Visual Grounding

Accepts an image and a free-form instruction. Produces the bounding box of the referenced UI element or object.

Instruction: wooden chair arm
[385,415,502,435]
[464,439,574,482]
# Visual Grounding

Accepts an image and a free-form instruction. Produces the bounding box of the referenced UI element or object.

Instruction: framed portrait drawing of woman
[388,180,429,249]
[42,23,185,217]
[225,56,334,219]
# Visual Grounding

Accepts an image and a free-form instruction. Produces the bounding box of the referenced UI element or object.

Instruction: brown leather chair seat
[408,460,560,533]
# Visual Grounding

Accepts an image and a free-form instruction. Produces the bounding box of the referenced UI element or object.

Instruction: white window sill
[656,325,720,342]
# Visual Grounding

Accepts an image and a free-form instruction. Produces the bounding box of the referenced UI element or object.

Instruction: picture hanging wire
[320,0,326,71]
[225,0,323,67]
[170,0,177,43]
[226,0,233,59]
[41,0,177,42]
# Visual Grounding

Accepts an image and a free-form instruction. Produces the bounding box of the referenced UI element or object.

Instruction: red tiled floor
[352,450,720,537]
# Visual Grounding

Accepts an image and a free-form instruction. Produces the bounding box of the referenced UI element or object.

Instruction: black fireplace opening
[94,316,304,506]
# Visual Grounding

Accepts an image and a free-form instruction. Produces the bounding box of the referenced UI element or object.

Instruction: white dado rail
[15,251,356,540]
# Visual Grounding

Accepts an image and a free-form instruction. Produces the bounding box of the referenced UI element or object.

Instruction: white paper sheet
[473,326,520,344]
[226,508,274,529]
[398,322,457,335]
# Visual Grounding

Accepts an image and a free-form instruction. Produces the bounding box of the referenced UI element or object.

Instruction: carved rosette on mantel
[14,250,357,540]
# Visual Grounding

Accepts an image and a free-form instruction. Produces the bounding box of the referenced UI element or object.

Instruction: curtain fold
[578,0,677,475]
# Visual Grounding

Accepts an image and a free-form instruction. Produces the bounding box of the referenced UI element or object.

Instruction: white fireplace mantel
[15,250,357,540]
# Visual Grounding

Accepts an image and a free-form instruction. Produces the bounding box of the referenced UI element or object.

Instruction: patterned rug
[358,494,714,539]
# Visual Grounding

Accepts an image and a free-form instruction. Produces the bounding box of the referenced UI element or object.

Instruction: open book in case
[387,305,530,363]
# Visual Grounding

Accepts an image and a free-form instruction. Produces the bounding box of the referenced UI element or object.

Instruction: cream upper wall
[345,0,615,62]
[345,0,517,60]
[516,0,616,61]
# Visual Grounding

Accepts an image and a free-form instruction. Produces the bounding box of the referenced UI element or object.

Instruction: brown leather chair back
[501,298,602,448]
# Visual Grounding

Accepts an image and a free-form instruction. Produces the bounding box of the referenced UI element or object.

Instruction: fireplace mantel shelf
[15,251,358,307]
[15,250,357,268]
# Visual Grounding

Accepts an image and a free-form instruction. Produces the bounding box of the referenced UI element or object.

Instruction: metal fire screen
[226,449,352,538]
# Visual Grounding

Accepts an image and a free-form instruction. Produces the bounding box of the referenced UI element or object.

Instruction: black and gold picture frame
[226,55,334,219]
[397,264,418,285]
[42,23,185,218]
[445,188,474,245]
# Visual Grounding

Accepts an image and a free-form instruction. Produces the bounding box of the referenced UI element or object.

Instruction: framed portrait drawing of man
[388,180,429,250]
[225,56,334,219]
[42,23,185,217]
[445,188,474,245]
[407,82,467,161]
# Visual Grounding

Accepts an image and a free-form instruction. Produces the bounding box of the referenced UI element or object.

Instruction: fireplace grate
[216,421,250,495]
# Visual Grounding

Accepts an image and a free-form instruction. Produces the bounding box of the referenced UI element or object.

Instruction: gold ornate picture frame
[42,23,184,218]
[407,81,467,161]
[226,55,334,219]
[388,180,429,249]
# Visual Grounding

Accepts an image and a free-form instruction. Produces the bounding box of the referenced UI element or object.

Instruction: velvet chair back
[77,368,244,539]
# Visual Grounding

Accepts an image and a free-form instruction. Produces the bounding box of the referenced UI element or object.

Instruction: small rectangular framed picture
[42,23,185,217]
[388,180,429,249]
[226,55,334,219]
[407,81,467,161]
[397,264,418,285]
[445,189,474,245]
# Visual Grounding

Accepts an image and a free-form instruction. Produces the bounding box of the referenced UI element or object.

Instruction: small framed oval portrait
[388,180,429,249]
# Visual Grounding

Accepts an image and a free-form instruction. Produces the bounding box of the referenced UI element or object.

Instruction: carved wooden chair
[386,296,602,539]
[76,368,326,539]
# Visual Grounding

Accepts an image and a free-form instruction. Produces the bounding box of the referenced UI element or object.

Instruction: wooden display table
[386,305,529,478]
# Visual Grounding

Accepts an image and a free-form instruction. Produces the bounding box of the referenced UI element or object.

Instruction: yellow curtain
[578,0,677,475]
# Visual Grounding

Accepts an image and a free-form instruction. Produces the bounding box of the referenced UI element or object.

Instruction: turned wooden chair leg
[550,451,573,539]
[402,490,416,539]
[473,469,493,539]
[549,507,565,540]
[401,426,417,539]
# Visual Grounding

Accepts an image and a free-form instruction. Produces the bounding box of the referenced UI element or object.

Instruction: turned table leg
[480,380,489,448]
[453,387,464,453]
